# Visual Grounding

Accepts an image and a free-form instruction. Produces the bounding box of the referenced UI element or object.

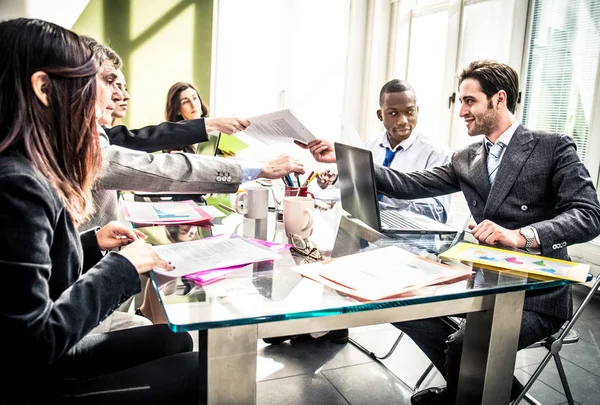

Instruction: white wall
[0,0,89,28]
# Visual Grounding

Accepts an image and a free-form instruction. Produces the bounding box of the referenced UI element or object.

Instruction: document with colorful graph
[440,242,589,282]
[122,200,213,225]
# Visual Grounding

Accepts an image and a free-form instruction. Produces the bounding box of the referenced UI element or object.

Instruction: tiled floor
[255,283,600,405]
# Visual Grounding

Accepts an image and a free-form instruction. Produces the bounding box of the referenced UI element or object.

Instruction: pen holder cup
[284,186,314,199]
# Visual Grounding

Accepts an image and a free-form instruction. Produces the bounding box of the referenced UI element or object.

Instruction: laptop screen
[334,142,382,230]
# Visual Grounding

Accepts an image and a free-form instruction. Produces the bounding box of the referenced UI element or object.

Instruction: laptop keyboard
[380,210,422,230]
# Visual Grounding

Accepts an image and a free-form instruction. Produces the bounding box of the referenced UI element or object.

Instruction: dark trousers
[393,310,563,403]
[27,325,203,404]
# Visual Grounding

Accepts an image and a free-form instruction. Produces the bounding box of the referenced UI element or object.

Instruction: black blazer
[104,118,209,152]
[0,151,141,393]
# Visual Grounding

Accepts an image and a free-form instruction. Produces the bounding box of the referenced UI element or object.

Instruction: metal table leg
[457,291,525,405]
[198,324,258,405]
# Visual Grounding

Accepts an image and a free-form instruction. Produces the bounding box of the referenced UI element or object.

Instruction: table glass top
[140,198,572,332]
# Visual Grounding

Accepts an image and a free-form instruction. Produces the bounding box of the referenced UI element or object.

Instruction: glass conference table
[146,201,574,405]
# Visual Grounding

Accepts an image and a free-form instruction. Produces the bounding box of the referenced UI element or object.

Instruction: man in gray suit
[82,37,304,232]
[301,60,600,405]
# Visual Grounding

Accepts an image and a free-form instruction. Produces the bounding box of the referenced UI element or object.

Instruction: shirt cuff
[240,161,262,182]
[526,227,542,254]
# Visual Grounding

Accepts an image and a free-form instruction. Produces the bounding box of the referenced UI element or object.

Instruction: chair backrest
[541,273,598,348]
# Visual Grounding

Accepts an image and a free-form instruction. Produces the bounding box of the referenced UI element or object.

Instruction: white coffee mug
[235,186,269,219]
[283,196,315,239]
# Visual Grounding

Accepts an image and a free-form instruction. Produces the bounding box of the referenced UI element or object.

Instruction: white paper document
[152,235,280,278]
[294,246,471,300]
[242,109,317,144]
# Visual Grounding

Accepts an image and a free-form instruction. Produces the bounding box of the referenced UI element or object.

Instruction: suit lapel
[484,126,536,217]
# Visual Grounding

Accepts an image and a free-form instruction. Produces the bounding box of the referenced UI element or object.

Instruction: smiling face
[111,69,129,120]
[458,78,500,137]
[376,90,418,148]
[178,87,203,120]
[96,59,119,125]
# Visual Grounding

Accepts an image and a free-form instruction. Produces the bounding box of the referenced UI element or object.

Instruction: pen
[218,202,236,214]
[306,171,319,186]
[302,171,315,187]
[296,176,301,187]
[286,174,294,187]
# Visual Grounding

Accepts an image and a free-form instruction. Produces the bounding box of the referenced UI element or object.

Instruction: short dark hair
[457,60,519,113]
[81,35,122,69]
[0,18,101,224]
[379,79,415,105]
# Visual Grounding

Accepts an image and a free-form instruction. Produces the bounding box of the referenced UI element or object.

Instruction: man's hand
[469,220,529,248]
[295,139,337,163]
[258,153,305,179]
[317,170,337,189]
[96,221,147,251]
[205,117,250,135]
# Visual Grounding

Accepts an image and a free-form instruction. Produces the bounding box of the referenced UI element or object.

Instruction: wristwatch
[519,226,535,250]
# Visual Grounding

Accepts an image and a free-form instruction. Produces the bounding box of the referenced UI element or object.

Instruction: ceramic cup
[235,186,269,219]
[283,196,315,239]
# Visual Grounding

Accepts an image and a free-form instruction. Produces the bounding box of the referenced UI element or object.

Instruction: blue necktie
[486,141,505,185]
[378,147,398,201]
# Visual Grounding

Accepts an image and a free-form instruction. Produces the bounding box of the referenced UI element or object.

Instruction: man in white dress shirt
[318,79,451,222]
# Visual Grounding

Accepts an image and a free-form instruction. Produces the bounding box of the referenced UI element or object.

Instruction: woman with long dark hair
[0,18,201,404]
[163,81,209,153]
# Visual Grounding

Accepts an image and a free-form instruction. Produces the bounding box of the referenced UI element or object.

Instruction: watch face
[524,227,535,238]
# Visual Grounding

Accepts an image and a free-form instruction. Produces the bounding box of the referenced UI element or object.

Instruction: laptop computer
[196,133,222,156]
[334,142,458,235]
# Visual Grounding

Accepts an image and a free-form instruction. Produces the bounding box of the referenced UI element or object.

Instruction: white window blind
[522,0,600,160]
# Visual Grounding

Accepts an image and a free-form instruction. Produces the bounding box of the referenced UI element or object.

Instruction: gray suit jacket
[374,125,600,320]
[81,121,243,230]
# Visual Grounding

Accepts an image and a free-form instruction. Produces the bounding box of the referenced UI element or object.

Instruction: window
[521,0,600,164]
[212,0,351,159]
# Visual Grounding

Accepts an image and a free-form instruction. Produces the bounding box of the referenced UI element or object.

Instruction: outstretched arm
[295,139,337,164]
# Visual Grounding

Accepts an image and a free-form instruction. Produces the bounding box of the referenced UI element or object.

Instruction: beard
[467,99,498,136]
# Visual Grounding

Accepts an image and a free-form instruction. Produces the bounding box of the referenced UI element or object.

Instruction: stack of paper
[183,238,292,285]
[152,235,284,278]
[122,200,213,225]
[242,109,317,145]
[294,246,472,301]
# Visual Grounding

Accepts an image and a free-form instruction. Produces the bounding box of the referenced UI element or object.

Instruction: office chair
[512,273,599,405]
[350,274,599,405]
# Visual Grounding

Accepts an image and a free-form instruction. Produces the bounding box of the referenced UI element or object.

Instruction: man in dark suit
[300,60,600,405]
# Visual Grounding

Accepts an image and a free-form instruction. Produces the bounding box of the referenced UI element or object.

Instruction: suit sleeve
[531,135,600,254]
[98,145,242,194]
[0,170,141,366]
[105,119,209,153]
[374,159,462,200]
[80,227,104,272]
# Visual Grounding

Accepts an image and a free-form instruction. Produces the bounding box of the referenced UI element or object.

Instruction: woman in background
[163,81,209,153]
[0,18,201,404]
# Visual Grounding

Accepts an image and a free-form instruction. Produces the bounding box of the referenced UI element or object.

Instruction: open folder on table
[122,200,213,225]
[293,246,472,301]
[440,242,590,282]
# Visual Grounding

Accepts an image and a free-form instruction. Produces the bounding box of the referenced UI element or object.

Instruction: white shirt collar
[486,120,519,147]
[379,130,419,152]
